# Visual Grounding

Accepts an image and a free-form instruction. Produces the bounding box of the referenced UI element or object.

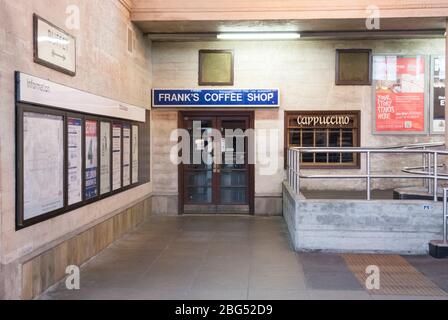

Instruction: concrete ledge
[283,182,444,254]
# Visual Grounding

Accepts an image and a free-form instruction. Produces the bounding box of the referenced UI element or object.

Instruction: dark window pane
[301,129,314,162]
[341,130,354,163]
[329,153,341,163]
[342,153,354,163]
[302,130,314,147]
[329,130,341,147]
[221,172,247,187]
[328,130,341,163]
[289,130,300,145]
[187,187,212,203]
[315,131,327,163]
[187,171,212,186]
[221,188,247,204]
[342,130,354,147]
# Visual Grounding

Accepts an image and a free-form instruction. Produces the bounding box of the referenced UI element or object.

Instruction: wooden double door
[179,111,254,214]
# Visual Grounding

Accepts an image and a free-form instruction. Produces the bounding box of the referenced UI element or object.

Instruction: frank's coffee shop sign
[152,89,280,108]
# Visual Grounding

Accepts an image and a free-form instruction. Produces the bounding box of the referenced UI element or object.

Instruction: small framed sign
[33,14,76,76]
[336,49,372,85]
[199,50,234,86]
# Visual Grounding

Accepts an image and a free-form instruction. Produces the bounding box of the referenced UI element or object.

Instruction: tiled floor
[40,216,448,300]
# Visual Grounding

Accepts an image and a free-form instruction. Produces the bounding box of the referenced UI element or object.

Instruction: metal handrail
[286,143,447,202]
[443,188,448,243]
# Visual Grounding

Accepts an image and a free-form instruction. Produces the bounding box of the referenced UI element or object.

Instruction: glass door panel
[183,117,215,205]
[181,113,253,214]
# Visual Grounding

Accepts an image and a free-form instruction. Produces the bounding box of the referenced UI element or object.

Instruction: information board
[67,117,82,205]
[373,55,426,133]
[85,120,98,200]
[100,122,111,195]
[23,112,64,220]
[132,125,139,184]
[432,56,446,133]
[123,125,131,187]
[112,124,122,191]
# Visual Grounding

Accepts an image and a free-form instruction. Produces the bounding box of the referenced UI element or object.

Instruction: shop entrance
[179,111,254,214]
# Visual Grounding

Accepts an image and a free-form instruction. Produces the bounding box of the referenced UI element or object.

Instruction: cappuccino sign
[33,14,76,76]
[297,115,351,126]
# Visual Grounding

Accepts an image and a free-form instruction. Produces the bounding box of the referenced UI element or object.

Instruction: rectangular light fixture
[217,32,301,40]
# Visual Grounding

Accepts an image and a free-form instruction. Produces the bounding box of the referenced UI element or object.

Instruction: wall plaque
[33,14,76,76]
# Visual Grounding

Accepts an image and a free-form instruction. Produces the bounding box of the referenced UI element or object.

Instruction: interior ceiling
[136,17,447,41]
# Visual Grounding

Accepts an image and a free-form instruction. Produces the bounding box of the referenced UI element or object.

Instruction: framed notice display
[33,14,76,76]
[112,124,122,191]
[67,117,83,206]
[132,125,139,184]
[123,124,131,187]
[85,120,98,200]
[430,56,446,134]
[100,122,112,195]
[373,55,428,134]
[19,111,65,225]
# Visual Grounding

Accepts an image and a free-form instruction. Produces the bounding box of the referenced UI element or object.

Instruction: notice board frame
[16,103,145,230]
[429,55,446,135]
[371,54,430,135]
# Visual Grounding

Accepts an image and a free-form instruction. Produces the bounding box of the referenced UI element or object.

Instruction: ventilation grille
[127,27,134,54]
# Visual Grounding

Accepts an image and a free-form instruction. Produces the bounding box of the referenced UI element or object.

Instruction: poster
[123,125,131,187]
[374,55,426,133]
[132,125,139,184]
[85,120,98,200]
[432,56,446,133]
[100,122,111,195]
[67,118,82,205]
[112,124,122,191]
[23,112,64,220]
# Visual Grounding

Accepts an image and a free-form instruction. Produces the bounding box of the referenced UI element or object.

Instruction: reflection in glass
[187,187,212,203]
[302,130,314,162]
[221,188,246,204]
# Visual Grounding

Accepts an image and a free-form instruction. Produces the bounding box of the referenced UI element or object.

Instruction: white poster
[123,125,131,187]
[112,124,122,191]
[23,112,64,220]
[373,55,397,81]
[67,118,82,205]
[100,122,111,195]
[132,125,139,184]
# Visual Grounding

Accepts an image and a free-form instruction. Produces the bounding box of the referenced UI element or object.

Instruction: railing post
[434,152,438,202]
[366,151,371,200]
[296,149,300,195]
[444,188,447,243]
[422,147,427,189]
[293,150,297,193]
[428,153,433,195]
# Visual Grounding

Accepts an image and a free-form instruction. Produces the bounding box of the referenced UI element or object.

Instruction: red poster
[375,56,425,132]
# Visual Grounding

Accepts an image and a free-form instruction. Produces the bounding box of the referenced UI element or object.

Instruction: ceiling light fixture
[217,32,301,40]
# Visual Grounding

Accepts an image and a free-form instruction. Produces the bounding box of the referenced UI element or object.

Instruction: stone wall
[151,39,445,201]
[0,0,152,299]
[21,196,152,300]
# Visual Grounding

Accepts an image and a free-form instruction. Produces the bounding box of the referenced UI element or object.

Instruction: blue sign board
[152,89,279,108]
